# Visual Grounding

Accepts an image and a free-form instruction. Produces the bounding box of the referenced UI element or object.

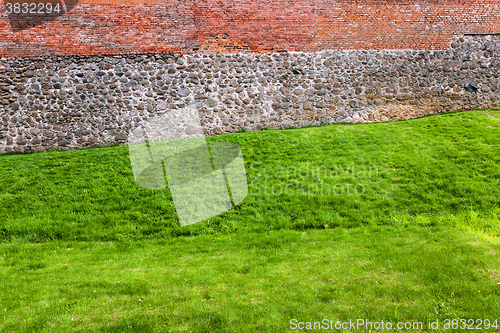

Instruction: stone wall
[2,0,500,57]
[0,34,499,153]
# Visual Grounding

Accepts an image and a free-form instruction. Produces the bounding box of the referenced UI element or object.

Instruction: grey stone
[464,79,478,93]
[280,87,291,96]
[207,98,218,107]
[185,125,198,135]
[115,132,128,141]
[58,139,70,147]
[157,101,168,110]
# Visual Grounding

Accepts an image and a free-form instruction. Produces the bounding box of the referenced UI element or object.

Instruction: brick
[0,0,499,57]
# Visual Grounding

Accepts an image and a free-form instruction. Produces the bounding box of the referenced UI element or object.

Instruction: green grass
[0,110,499,242]
[1,227,499,332]
[1,110,500,331]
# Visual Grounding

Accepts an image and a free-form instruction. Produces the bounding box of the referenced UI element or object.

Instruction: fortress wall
[1,1,500,153]
[0,34,499,153]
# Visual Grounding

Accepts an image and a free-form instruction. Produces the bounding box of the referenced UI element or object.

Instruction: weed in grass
[23,262,46,271]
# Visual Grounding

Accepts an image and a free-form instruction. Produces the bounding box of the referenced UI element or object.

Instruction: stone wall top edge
[2,0,487,3]
[0,48,479,62]
[87,0,500,3]
[0,48,457,60]
[3,34,500,62]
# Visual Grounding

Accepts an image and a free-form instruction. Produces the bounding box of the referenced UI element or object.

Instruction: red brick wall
[1,0,500,57]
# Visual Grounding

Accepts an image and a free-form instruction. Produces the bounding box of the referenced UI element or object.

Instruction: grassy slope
[0,110,499,242]
[0,110,500,332]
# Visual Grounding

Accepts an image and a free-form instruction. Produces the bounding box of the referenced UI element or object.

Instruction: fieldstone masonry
[0,34,499,153]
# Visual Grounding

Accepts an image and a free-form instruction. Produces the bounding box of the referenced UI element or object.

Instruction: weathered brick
[1,0,499,57]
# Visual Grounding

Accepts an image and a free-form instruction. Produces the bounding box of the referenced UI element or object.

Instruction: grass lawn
[1,110,500,332]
